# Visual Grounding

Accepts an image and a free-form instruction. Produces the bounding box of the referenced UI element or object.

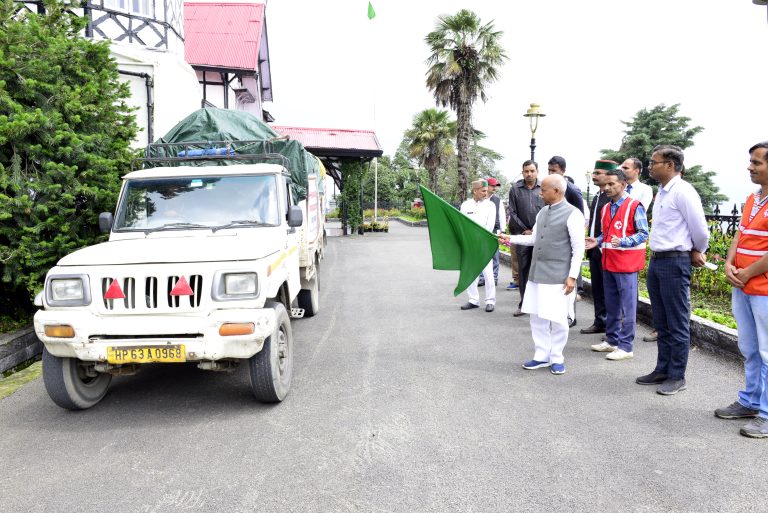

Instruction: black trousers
[516,246,534,309]
[588,248,607,329]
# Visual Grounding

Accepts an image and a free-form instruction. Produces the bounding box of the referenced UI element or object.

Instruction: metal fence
[706,203,742,237]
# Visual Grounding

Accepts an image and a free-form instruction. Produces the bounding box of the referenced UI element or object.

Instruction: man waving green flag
[419,185,500,296]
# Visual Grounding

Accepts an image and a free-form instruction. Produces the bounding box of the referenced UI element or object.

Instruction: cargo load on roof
[146,108,324,202]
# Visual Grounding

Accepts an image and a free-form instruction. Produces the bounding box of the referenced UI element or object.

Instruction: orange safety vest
[735,193,768,296]
[600,196,646,273]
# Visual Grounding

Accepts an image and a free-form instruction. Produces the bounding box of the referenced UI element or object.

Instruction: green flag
[419,185,499,296]
[367,1,376,19]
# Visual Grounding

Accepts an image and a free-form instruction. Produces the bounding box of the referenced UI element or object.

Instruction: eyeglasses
[648,160,670,167]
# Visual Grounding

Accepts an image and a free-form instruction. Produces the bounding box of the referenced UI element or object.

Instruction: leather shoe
[580,324,605,334]
[568,318,577,328]
[513,308,526,317]
[460,302,479,310]
[485,304,495,313]
[636,372,668,385]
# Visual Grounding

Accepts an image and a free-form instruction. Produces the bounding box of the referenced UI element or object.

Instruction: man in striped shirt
[715,141,768,438]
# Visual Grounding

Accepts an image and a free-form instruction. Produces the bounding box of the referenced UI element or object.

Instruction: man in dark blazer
[580,160,617,335]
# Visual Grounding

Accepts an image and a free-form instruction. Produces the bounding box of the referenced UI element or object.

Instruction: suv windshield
[114,175,280,231]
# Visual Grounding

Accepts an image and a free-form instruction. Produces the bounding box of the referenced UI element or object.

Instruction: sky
[264,0,768,209]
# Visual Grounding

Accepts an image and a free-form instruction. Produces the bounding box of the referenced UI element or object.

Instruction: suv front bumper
[34,307,277,361]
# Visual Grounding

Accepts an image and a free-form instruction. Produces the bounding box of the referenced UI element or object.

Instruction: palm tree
[425,9,507,203]
[404,108,456,194]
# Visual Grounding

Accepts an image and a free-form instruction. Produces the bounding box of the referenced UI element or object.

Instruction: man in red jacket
[585,168,649,361]
[715,141,768,438]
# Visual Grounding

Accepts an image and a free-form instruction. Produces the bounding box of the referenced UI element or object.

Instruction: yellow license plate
[107,344,186,364]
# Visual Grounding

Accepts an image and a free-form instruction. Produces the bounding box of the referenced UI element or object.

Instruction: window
[103,0,152,17]
[114,175,280,231]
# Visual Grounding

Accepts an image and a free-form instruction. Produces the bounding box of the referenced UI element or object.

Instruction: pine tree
[600,103,726,213]
[0,0,138,313]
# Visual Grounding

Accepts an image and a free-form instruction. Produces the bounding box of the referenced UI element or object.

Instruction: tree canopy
[403,108,455,195]
[600,103,726,213]
[0,0,138,313]
[425,9,507,203]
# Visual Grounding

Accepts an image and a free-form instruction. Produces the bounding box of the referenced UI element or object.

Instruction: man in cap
[580,160,617,336]
[499,174,585,374]
[460,180,497,312]
[479,177,506,287]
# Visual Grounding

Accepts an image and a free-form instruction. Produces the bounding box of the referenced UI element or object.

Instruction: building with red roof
[184,2,273,120]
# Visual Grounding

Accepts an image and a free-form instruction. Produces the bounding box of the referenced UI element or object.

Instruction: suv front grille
[101,275,204,311]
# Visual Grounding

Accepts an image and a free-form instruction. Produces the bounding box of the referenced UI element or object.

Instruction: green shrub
[0,2,139,314]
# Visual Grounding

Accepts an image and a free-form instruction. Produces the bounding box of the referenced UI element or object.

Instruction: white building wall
[113,44,201,147]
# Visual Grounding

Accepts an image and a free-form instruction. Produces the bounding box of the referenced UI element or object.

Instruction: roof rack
[131,140,291,172]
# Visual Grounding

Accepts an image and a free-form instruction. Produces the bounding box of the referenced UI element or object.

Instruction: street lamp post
[585,169,592,206]
[523,103,546,162]
[754,0,768,22]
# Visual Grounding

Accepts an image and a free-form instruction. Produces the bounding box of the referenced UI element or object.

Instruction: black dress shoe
[478,281,485,287]
[460,302,479,310]
[568,318,577,328]
[485,304,495,312]
[580,324,606,334]
[636,372,668,385]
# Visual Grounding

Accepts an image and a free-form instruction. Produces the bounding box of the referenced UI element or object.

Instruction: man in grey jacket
[499,174,585,375]
[508,160,544,316]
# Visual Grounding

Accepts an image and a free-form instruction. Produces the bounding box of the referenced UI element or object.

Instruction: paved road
[0,223,764,513]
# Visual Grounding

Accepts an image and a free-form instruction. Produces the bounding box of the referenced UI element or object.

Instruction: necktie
[627,184,633,193]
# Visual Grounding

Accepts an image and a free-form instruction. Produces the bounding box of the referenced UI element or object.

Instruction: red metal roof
[271,126,383,155]
[184,2,265,70]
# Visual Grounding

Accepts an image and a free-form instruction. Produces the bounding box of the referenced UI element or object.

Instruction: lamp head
[523,103,546,135]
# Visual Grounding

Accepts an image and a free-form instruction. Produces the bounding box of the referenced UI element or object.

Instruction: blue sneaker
[522,359,551,370]
[550,363,566,375]
[506,282,519,290]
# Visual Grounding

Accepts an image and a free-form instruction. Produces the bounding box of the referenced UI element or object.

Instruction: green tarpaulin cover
[419,185,499,296]
[147,108,321,202]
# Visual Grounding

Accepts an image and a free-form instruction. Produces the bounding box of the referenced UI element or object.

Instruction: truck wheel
[42,348,112,410]
[297,265,320,317]
[248,302,293,402]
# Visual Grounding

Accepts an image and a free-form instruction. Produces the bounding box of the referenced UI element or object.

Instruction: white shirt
[506,199,586,279]
[649,174,709,253]
[627,180,653,210]
[492,195,507,234]
[460,197,496,232]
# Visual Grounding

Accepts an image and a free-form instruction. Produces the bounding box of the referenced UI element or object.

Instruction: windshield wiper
[143,222,208,234]
[211,220,272,233]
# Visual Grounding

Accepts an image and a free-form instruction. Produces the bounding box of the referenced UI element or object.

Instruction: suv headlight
[45,274,92,307]
[212,271,259,301]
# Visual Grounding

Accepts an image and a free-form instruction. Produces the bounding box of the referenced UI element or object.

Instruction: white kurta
[460,198,497,305]
[507,201,585,327]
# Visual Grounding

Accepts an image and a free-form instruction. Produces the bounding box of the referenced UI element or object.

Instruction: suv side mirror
[287,205,303,228]
[99,212,113,233]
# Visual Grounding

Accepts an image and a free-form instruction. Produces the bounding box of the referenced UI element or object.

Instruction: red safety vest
[735,193,768,296]
[600,196,646,273]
